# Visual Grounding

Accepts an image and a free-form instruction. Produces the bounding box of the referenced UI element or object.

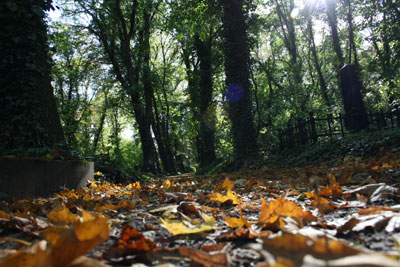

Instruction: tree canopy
[2,0,400,174]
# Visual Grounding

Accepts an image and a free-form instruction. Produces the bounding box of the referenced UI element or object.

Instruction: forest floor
[1,142,400,266]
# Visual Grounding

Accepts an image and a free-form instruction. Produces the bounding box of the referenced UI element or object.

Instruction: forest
[1,0,400,266]
[3,0,400,176]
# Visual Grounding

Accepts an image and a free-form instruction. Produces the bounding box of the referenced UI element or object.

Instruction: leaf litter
[0,154,400,266]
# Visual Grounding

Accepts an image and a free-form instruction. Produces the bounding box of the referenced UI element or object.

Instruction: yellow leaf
[223,214,249,228]
[126,181,141,190]
[163,180,172,188]
[160,218,217,236]
[209,189,242,205]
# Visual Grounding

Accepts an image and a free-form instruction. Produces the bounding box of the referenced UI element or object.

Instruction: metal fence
[261,109,400,150]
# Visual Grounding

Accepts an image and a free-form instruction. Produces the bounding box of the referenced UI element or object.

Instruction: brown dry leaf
[177,202,202,219]
[178,246,227,267]
[117,199,135,210]
[262,233,309,265]
[47,202,79,225]
[310,237,360,260]
[209,189,242,205]
[262,233,362,265]
[94,202,118,212]
[311,197,336,214]
[337,218,361,234]
[358,206,396,215]
[201,243,228,252]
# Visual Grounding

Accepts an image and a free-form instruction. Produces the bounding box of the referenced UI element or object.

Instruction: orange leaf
[320,183,342,197]
[47,203,79,225]
[48,216,109,266]
[259,197,316,228]
[219,178,235,191]
[0,210,11,220]
[0,240,48,267]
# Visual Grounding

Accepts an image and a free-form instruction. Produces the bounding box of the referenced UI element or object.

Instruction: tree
[73,0,160,173]
[0,0,65,154]
[325,0,344,69]
[222,0,257,164]
[304,1,331,107]
[167,0,219,168]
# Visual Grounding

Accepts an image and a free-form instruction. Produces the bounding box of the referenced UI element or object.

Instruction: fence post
[309,112,317,142]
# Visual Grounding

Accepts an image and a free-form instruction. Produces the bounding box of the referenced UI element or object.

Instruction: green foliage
[42,0,400,173]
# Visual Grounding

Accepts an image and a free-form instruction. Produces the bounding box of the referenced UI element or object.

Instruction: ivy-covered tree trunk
[0,0,65,154]
[222,0,257,164]
[194,35,217,168]
[325,0,344,69]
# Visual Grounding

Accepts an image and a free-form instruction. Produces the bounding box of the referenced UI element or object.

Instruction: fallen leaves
[0,153,400,266]
[209,189,242,205]
[258,197,316,229]
[0,212,109,267]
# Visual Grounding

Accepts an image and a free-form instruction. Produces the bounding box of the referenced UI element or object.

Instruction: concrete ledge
[0,158,94,199]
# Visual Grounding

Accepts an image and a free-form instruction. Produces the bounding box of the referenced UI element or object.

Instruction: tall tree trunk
[305,7,331,107]
[222,0,257,164]
[82,0,158,173]
[181,45,203,165]
[325,0,344,69]
[194,34,217,167]
[0,0,66,154]
[344,0,360,73]
[92,92,108,153]
[150,23,177,173]
[275,0,305,113]
[140,2,161,173]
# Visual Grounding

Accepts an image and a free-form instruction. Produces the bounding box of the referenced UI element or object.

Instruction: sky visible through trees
[39,0,400,174]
